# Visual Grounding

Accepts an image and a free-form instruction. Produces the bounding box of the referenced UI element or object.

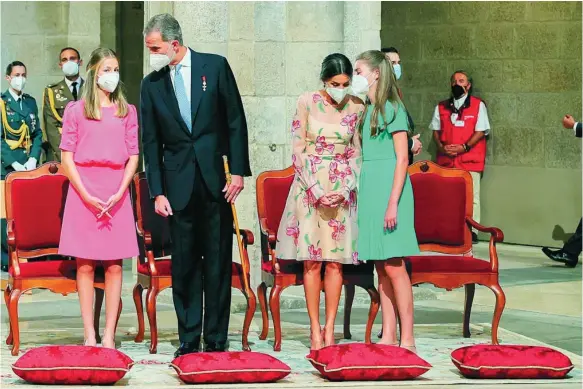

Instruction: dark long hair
[320,53,353,83]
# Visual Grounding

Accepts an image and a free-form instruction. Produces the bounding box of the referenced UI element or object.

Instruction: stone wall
[144,1,382,285]
[0,1,101,104]
[381,1,582,246]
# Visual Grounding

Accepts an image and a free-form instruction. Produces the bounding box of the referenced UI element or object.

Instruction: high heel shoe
[401,345,417,354]
[101,331,116,349]
[83,338,97,347]
[309,328,323,351]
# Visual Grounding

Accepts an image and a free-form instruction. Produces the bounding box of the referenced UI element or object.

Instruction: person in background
[43,47,84,162]
[430,70,490,243]
[353,50,419,353]
[541,114,582,268]
[276,53,363,350]
[381,47,422,164]
[58,48,140,348]
[1,61,43,271]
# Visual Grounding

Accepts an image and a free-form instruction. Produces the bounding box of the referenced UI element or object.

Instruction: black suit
[140,49,251,345]
[567,124,582,257]
[576,122,582,138]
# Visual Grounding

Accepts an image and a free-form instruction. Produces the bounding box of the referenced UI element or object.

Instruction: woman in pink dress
[58,48,139,348]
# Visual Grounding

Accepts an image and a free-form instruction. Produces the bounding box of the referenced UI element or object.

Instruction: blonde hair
[355,50,402,137]
[82,47,128,120]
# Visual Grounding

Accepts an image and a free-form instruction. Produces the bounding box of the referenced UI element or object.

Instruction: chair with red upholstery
[3,163,116,356]
[407,161,506,344]
[256,166,380,351]
[131,172,257,353]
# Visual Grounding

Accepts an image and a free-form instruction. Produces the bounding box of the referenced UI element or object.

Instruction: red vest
[436,96,486,172]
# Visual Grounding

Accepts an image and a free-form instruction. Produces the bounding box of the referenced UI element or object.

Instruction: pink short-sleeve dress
[58,100,139,261]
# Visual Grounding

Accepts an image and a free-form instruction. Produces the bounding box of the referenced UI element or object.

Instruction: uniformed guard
[42,47,84,162]
[1,61,43,270]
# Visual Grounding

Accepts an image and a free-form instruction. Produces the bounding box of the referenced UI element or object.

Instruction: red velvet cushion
[9,260,106,280]
[261,259,303,274]
[171,351,291,384]
[262,175,294,234]
[407,255,492,273]
[137,260,245,277]
[11,175,69,250]
[411,174,467,246]
[451,345,574,379]
[135,178,172,257]
[11,345,134,385]
[307,343,431,381]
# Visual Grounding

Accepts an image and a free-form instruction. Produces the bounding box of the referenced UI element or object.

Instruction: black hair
[59,47,81,60]
[320,53,353,82]
[381,47,399,54]
[5,61,26,76]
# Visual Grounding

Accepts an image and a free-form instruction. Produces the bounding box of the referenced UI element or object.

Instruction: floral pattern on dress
[276,91,364,264]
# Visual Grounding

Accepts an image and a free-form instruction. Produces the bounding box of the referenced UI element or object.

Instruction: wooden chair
[131,172,257,353]
[3,163,116,355]
[256,166,380,351]
[407,161,506,344]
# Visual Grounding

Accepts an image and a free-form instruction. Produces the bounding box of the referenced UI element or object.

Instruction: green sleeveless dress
[357,101,420,261]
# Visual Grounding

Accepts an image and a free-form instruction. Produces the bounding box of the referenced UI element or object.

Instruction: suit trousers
[169,165,233,345]
[564,219,582,257]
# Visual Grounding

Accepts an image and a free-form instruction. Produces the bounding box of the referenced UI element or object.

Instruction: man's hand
[155,195,173,217]
[411,134,423,156]
[24,157,37,171]
[563,115,576,130]
[444,144,465,156]
[223,175,244,203]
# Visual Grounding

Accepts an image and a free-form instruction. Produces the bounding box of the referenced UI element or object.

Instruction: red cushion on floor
[407,255,492,273]
[451,344,574,379]
[307,343,431,381]
[11,345,134,385]
[171,351,291,384]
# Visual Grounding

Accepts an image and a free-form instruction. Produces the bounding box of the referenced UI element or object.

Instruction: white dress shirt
[65,76,83,94]
[170,49,192,104]
[430,94,491,135]
[8,88,23,109]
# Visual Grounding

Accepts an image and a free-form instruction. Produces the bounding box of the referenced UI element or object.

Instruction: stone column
[344,1,382,62]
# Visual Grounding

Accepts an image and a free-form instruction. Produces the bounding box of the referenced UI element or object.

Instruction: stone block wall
[145,1,382,285]
[381,1,582,246]
[0,1,102,104]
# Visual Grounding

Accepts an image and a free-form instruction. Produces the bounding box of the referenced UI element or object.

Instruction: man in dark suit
[541,114,582,267]
[141,14,251,356]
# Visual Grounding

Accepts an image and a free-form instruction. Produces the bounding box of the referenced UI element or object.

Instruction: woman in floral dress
[276,53,364,350]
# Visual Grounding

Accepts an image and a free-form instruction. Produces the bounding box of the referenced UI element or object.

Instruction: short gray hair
[143,13,183,45]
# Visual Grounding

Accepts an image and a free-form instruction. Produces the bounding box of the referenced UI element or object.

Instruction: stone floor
[0,242,581,388]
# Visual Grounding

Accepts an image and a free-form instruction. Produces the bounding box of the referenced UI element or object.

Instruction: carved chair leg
[146,287,159,354]
[242,284,257,352]
[94,287,104,344]
[4,286,13,345]
[463,284,476,338]
[489,283,506,345]
[8,288,23,355]
[343,284,355,340]
[257,282,269,340]
[133,283,145,343]
[364,285,380,344]
[268,284,284,351]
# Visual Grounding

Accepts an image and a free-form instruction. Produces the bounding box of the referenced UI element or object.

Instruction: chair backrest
[256,166,295,235]
[5,163,68,255]
[408,161,473,255]
[132,172,172,259]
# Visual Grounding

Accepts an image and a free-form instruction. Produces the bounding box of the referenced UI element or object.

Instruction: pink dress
[58,100,139,261]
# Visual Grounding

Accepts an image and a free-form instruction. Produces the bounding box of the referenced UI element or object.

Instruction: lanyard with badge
[447,99,466,128]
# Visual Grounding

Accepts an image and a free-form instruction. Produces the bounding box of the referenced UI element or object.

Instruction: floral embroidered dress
[276,91,364,264]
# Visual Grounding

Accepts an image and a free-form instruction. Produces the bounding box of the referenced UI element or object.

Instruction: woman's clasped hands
[318,192,345,208]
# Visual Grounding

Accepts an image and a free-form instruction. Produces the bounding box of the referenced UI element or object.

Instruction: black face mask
[451,84,466,99]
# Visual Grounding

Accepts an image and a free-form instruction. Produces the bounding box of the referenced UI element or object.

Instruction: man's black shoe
[542,247,578,268]
[204,342,226,352]
[472,232,479,243]
[174,341,200,358]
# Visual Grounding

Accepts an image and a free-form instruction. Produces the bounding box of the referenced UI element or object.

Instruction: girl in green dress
[352,50,420,353]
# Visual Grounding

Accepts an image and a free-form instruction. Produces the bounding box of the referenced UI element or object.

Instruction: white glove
[24,157,37,171]
[11,162,26,172]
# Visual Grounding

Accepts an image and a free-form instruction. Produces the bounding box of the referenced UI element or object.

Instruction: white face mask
[62,61,80,77]
[351,74,373,95]
[326,87,349,104]
[393,64,402,80]
[10,76,26,92]
[149,43,176,72]
[97,72,120,93]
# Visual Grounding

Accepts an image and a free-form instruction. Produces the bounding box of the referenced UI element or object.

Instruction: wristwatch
[463,143,471,152]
